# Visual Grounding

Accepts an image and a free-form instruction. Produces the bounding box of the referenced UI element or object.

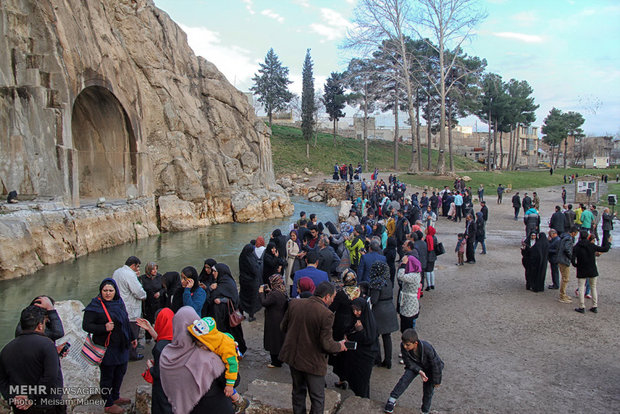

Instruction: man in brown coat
[279,281,346,414]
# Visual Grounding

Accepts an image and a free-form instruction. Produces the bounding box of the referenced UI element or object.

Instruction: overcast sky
[154,0,620,137]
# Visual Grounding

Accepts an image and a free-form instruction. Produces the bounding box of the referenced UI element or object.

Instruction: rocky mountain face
[0,0,292,278]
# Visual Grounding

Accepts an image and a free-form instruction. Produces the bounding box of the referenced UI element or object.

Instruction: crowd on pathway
[515,186,614,314]
[0,170,615,414]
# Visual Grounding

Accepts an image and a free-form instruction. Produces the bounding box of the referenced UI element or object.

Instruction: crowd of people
[518,192,613,314]
[1,170,616,414]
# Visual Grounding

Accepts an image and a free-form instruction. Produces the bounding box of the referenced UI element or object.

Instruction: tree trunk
[427,95,432,171]
[268,110,272,127]
[514,124,521,168]
[448,108,454,172]
[499,131,504,169]
[506,125,513,170]
[398,37,418,173]
[363,87,368,171]
[563,138,568,169]
[394,94,399,171]
[486,112,492,171]
[416,92,422,171]
[436,42,446,175]
[493,120,498,170]
[412,89,420,172]
[332,119,337,147]
[549,145,554,168]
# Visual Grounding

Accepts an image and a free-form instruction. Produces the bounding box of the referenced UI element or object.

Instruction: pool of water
[0,197,337,347]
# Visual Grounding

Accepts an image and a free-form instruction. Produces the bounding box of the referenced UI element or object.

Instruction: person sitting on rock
[6,190,18,203]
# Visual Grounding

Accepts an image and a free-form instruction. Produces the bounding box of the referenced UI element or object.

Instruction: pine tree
[250,48,294,126]
[301,49,315,158]
[322,72,346,147]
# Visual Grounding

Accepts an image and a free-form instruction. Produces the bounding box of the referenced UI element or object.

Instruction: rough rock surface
[338,201,353,222]
[317,182,361,202]
[55,300,102,401]
[246,379,341,414]
[0,0,292,277]
[337,396,417,413]
[134,385,151,414]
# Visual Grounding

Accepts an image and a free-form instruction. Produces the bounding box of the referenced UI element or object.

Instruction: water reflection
[0,197,337,347]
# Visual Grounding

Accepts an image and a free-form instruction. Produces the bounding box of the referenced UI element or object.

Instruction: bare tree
[412,0,486,174]
[345,0,421,172]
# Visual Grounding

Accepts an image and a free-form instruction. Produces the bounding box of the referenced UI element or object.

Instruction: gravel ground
[119,183,620,414]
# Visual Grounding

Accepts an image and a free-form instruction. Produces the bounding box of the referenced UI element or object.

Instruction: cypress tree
[301,49,315,158]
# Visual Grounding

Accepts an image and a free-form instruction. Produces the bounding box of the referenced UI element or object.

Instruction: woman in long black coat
[531,232,549,292]
[238,244,262,321]
[345,297,378,398]
[83,278,136,412]
[204,263,247,354]
[139,262,165,341]
[521,232,539,290]
[572,230,610,312]
[369,262,399,368]
[259,274,288,368]
[329,269,360,388]
[383,237,398,286]
[521,232,547,292]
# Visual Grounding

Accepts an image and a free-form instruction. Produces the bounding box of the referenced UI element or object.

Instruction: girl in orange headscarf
[425,226,438,291]
[137,308,174,414]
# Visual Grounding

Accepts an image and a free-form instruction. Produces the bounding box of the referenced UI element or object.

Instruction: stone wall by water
[0,0,294,278]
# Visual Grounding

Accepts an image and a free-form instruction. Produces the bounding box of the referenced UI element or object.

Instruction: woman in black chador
[238,243,262,322]
[344,297,378,398]
[521,232,548,292]
[531,232,549,292]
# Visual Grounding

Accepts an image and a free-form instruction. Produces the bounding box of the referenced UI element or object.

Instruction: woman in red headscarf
[425,226,438,290]
[137,308,174,414]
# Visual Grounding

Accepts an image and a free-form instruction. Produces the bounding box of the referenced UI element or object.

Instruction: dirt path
[119,181,620,413]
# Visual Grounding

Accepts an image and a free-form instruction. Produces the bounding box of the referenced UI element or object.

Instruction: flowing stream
[0,197,337,347]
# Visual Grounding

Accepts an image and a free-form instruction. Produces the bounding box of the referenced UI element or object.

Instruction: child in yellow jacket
[189,317,248,412]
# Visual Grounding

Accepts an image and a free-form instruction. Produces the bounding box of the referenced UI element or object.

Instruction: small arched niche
[71,86,137,200]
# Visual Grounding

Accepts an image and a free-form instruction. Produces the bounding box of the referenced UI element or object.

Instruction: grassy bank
[270,124,483,175]
[398,168,620,191]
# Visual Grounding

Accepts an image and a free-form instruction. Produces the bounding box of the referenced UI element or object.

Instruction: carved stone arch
[71,85,137,200]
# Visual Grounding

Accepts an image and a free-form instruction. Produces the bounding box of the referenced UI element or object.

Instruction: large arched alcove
[71,86,137,200]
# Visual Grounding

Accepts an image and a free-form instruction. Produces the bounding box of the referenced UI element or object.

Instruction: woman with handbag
[82,278,136,414]
[204,263,247,355]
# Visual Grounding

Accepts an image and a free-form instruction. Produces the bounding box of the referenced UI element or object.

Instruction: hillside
[270,124,484,176]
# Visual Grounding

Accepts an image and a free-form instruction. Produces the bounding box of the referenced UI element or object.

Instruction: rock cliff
[0,0,293,278]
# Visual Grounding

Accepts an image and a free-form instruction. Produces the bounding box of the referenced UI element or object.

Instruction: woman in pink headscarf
[159,306,233,414]
[397,253,422,336]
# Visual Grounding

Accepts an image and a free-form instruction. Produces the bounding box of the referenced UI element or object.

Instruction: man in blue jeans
[453,191,463,222]
[384,329,444,414]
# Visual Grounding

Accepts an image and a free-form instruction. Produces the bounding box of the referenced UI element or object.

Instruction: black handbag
[435,242,445,256]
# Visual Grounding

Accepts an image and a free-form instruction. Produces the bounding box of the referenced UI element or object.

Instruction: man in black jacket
[550,205,567,235]
[0,306,64,413]
[512,192,521,220]
[522,192,532,212]
[547,229,561,289]
[557,227,578,303]
[384,329,443,414]
[480,201,489,222]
